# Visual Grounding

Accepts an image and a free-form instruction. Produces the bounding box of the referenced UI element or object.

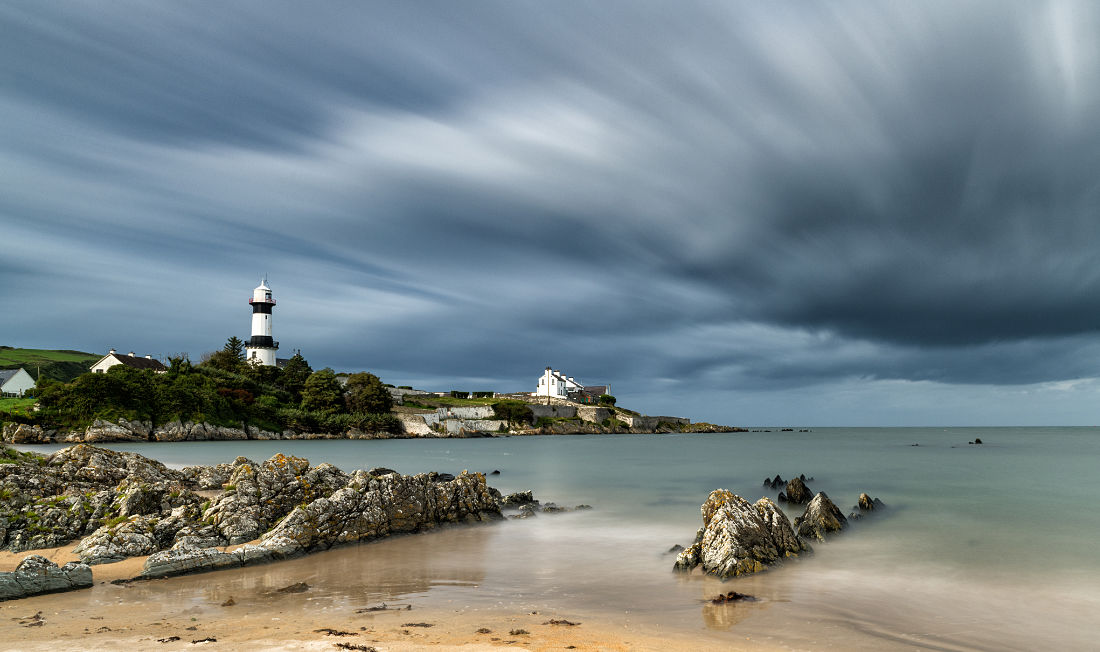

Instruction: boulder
[501,490,538,507]
[2,424,55,444]
[849,493,886,520]
[793,492,848,542]
[0,555,92,601]
[83,419,149,443]
[673,490,809,579]
[780,477,813,505]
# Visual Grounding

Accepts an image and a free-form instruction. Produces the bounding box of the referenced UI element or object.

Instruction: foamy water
[16,428,1100,650]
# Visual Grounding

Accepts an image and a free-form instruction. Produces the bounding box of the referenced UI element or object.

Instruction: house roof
[0,368,25,383]
[103,354,168,371]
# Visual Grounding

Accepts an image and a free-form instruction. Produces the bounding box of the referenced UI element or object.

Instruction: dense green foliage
[598,394,617,406]
[22,351,398,435]
[300,368,344,414]
[0,346,101,383]
[344,372,393,414]
[492,399,533,425]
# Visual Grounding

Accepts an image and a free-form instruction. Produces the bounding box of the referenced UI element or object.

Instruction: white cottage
[533,367,585,399]
[90,349,168,374]
[0,368,36,397]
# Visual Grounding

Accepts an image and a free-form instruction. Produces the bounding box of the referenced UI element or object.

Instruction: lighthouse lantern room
[246,278,279,366]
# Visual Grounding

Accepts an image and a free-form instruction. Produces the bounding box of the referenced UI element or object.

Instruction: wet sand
[0,539,768,652]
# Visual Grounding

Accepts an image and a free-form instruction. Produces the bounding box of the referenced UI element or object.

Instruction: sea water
[16,428,1100,650]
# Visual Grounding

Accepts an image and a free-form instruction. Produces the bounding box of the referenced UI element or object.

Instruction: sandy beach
[0,541,766,652]
[1,552,753,652]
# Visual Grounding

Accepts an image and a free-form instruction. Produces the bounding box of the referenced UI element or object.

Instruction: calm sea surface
[17,427,1100,650]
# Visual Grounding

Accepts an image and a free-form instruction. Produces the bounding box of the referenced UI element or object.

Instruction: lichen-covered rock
[2,423,55,444]
[674,490,809,579]
[141,470,502,579]
[794,492,848,542]
[180,456,256,490]
[780,477,813,505]
[141,544,242,579]
[848,493,886,520]
[48,444,185,487]
[199,454,350,545]
[501,490,538,507]
[82,419,150,443]
[153,421,248,442]
[0,555,92,601]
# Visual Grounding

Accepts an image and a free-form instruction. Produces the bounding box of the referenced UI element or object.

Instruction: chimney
[109,348,116,355]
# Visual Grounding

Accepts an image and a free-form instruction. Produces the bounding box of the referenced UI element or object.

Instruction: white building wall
[533,368,584,398]
[90,355,123,374]
[0,368,36,396]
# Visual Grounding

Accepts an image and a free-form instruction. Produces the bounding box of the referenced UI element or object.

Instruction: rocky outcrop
[848,493,886,520]
[153,421,248,442]
[779,477,813,505]
[197,454,350,545]
[1,423,56,444]
[673,490,809,579]
[0,555,92,601]
[793,492,848,542]
[74,419,151,443]
[140,469,501,579]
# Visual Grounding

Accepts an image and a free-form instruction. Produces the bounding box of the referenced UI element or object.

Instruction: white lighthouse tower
[246,278,279,366]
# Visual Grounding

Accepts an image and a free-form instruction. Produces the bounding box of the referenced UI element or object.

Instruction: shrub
[492,400,532,425]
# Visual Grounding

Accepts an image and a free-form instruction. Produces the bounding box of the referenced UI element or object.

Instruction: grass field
[0,346,101,383]
[0,396,36,418]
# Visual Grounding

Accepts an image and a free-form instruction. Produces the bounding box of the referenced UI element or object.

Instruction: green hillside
[0,346,102,383]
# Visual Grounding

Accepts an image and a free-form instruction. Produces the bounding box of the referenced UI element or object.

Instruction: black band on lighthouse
[252,303,272,314]
[248,335,275,347]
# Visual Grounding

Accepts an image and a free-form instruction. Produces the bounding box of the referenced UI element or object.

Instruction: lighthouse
[246,278,279,366]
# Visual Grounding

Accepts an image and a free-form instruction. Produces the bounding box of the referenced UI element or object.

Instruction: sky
[3,1,1100,426]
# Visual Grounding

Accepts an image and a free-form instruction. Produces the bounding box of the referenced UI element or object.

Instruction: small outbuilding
[0,368,36,397]
[90,349,168,374]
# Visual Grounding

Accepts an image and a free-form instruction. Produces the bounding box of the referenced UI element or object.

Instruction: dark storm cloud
[3,1,1100,423]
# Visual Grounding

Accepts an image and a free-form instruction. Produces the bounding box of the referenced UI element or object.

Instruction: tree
[279,352,312,401]
[344,372,393,414]
[204,337,246,372]
[598,394,616,406]
[300,368,343,414]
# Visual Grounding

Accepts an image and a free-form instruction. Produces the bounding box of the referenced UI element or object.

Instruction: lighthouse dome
[252,280,273,303]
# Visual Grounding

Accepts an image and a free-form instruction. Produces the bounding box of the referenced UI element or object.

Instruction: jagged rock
[501,490,538,507]
[849,493,886,520]
[141,470,501,579]
[674,490,809,579]
[180,457,257,490]
[153,421,247,442]
[2,423,55,444]
[0,555,92,601]
[794,492,848,542]
[141,544,242,579]
[82,419,149,443]
[780,477,813,505]
[199,454,349,545]
[47,445,185,487]
[762,474,784,490]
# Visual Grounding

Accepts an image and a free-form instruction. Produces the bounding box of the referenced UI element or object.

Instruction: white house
[90,349,168,374]
[533,367,585,399]
[0,368,36,397]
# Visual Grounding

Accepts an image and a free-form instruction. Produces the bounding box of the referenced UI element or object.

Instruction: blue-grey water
[16,428,1100,650]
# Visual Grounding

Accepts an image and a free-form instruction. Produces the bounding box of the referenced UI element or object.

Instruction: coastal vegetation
[10,340,400,435]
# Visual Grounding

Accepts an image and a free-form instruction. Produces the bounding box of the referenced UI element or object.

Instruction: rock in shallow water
[673,490,809,579]
[793,492,848,542]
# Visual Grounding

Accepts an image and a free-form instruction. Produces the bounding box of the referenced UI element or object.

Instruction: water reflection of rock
[122,525,492,613]
[702,599,752,630]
